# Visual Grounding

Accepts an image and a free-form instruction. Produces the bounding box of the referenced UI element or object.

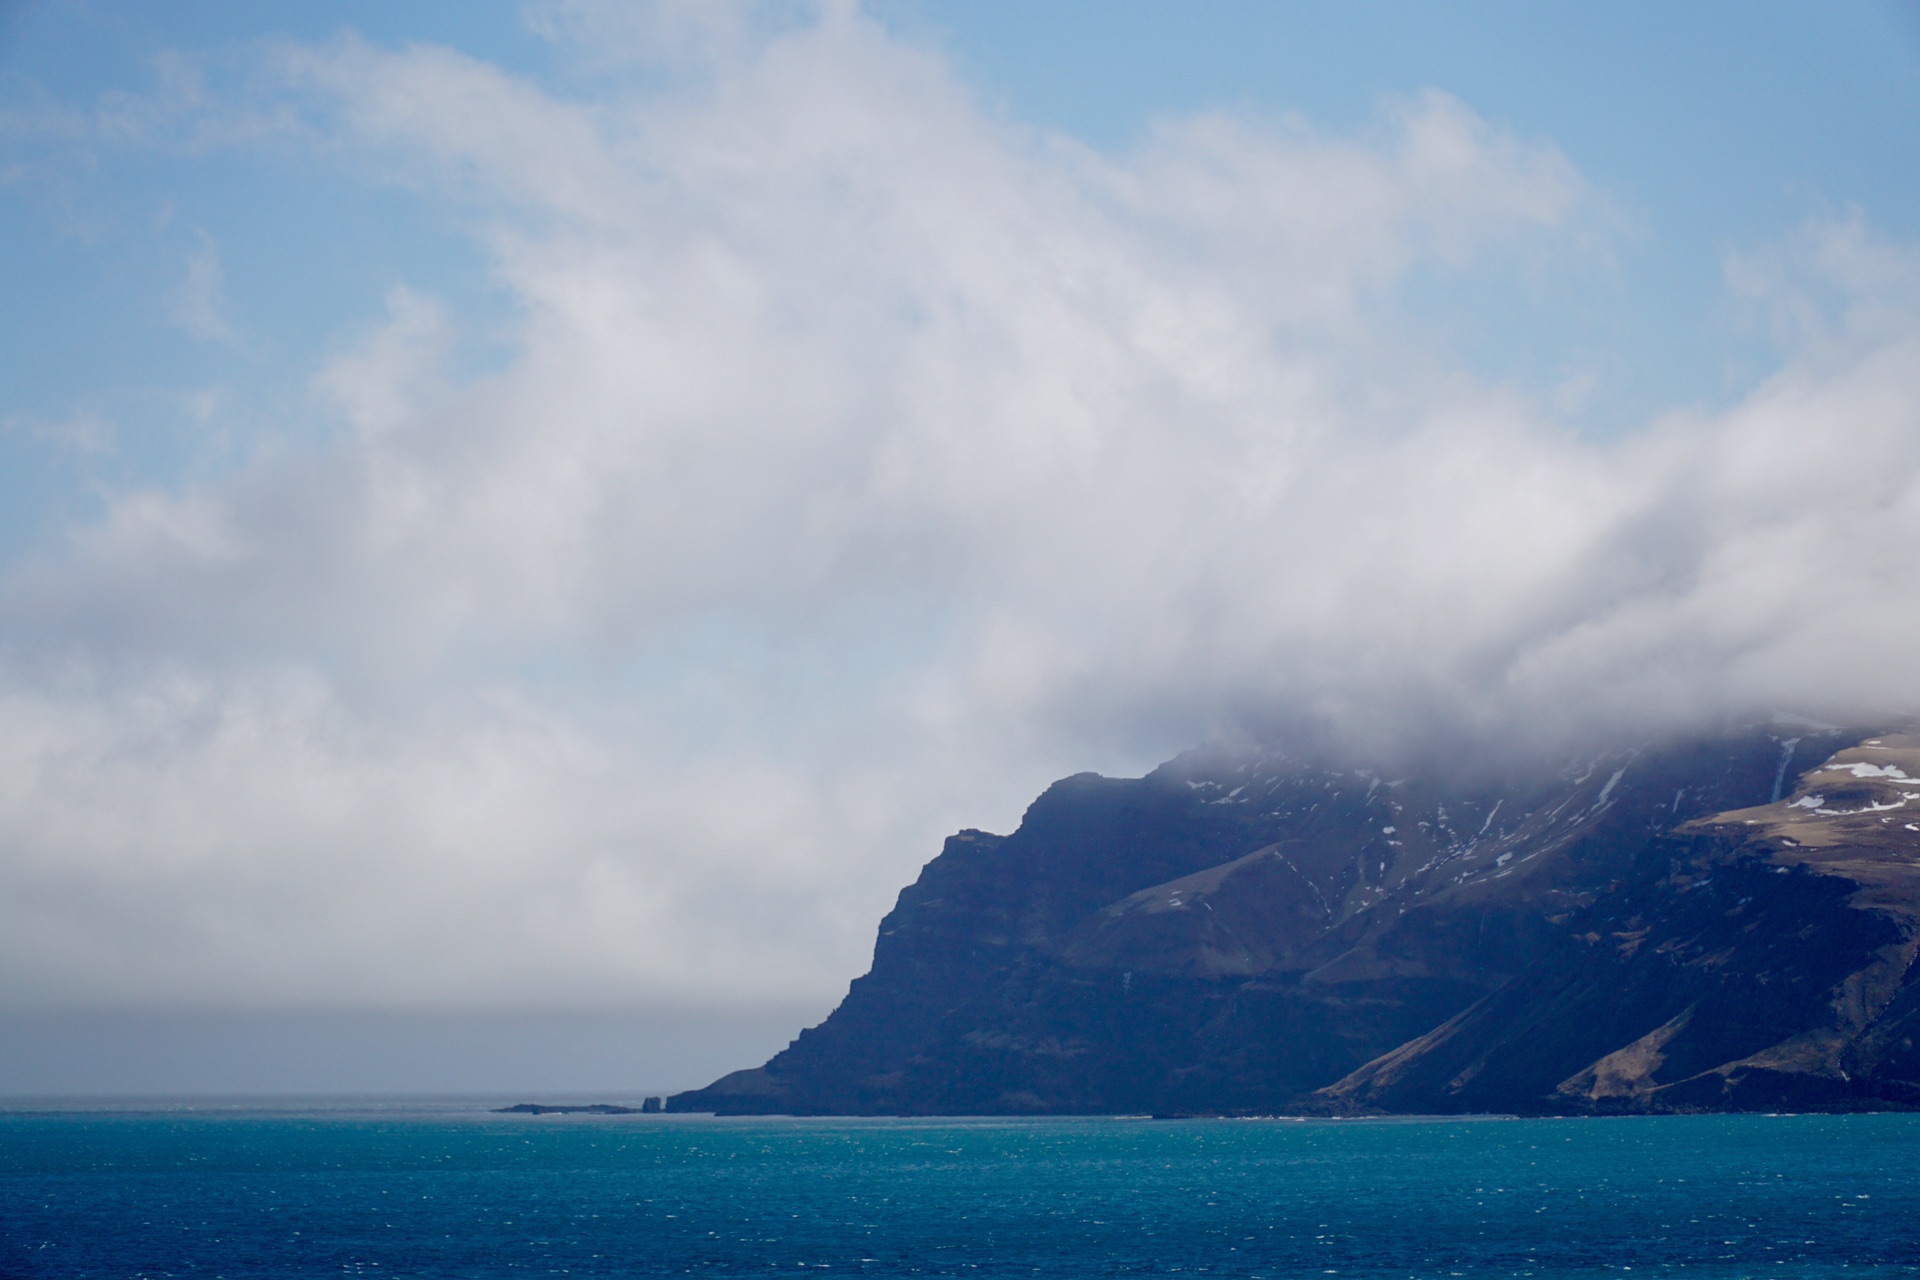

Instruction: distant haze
[3,2,1920,1092]
[0,1006,819,1098]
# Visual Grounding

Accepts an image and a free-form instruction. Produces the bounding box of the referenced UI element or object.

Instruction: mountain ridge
[670,721,1920,1115]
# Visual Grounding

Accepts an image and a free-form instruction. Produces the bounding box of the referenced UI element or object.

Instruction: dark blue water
[5,1105,1920,1278]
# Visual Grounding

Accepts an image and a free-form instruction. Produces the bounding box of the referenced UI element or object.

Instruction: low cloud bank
[4,5,1919,1011]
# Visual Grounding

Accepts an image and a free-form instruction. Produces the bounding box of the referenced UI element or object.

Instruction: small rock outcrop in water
[670,723,1920,1116]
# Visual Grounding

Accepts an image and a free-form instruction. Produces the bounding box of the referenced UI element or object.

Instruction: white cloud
[173,229,233,342]
[3,3,1920,1012]
[6,408,115,455]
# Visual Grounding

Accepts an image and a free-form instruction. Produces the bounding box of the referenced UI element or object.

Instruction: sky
[3,0,1920,1094]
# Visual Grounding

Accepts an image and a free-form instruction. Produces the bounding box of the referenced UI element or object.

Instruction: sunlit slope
[1324,732,1920,1113]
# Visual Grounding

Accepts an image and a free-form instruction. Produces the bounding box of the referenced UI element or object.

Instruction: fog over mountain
[3,2,1920,1056]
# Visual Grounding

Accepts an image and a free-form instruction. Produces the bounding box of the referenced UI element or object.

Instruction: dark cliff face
[671,724,1920,1116]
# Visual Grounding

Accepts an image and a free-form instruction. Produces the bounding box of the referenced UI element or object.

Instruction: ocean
[4,1104,1919,1277]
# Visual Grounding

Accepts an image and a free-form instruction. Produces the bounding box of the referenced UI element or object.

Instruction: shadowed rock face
[671,724,1920,1116]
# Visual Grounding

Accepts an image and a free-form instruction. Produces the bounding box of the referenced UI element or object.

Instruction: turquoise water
[5,1107,1920,1277]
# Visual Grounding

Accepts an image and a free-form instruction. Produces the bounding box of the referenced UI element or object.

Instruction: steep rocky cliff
[670,723,1920,1115]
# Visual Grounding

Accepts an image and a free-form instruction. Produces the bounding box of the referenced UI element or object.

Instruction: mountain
[669,723,1920,1115]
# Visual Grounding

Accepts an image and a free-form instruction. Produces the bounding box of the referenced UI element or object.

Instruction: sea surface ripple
[4,1105,1919,1277]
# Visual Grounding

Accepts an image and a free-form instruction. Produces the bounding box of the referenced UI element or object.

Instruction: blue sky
[917,0,1920,408]
[4,1,1920,1091]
